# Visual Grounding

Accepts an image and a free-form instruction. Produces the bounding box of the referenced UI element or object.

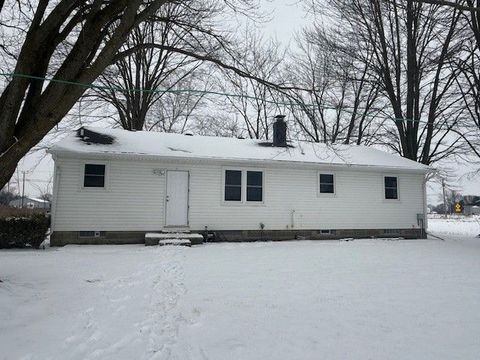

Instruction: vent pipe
[273,115,287,147]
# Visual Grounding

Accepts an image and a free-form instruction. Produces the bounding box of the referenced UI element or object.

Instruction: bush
[0,207,50,249]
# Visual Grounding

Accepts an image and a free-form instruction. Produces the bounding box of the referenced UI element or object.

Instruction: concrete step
[145,232,204,246]
[161,228,190,233]
[159,239,191,247]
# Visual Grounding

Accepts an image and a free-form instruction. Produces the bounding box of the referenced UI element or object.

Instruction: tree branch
[115,43,311,93]
[411,0,480,12]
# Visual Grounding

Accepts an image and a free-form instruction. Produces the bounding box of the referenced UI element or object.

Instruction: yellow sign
[454,203,462,213]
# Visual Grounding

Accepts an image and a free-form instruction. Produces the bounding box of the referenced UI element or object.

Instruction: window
[223,169,264,203]
[79,231,95,238]
[84,164,105,188]
[247,171,263,202]
[319,174,334,194]
[79,231,106,238]
[224,170,242,201]
[384,176,398,199]
[384,229,401,235]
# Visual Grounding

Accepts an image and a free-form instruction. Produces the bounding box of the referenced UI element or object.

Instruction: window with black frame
[319,174,334,194]
[224,170,242,201]
[247,171,263,202]
[384,176,398,199]
[84,164,106,188]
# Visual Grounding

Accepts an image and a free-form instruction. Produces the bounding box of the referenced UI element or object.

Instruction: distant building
[464,199,480,216]
[9,197,51,210]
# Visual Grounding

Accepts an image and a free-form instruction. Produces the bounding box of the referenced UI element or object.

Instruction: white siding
[53,157,425,232]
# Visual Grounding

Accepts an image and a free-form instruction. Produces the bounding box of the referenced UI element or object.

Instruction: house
[9,196,51,210]
[47,116,430,246]
[464,199,480,216]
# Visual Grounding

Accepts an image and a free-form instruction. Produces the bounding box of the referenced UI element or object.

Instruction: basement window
[247,171,263,202]
[79,231,106,238]
[84,164,105,188]
[384,176,398,200]
[319,174,335,194]
[384,229,401,235]
[224,170,242,201]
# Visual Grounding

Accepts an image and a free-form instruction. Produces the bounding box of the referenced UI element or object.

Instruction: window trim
[79,161,109,191]
[317,171,336,197]
[221,167,265,206]
[383,175,400,201]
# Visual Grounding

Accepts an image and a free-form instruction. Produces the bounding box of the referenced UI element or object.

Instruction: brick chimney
[273,115,287,147]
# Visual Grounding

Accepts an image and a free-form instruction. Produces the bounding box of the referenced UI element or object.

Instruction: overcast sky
[9,0,480,203]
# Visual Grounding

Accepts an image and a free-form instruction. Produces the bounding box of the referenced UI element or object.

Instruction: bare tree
[95,3,208,131]
[0,0,287,189]
[0,189,19,206]
[29,176,53,203]
[412,1,480,160]
[194,113,244,137]
[309,0,467,165]
[218,28,285,139]
[146,71,212,133]
[412,0,480,18]
[285,29,383,145]
[0,1,174,188]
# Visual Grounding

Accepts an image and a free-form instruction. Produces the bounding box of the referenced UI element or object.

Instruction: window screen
[84,164,105,187]
[384,176,398,199]
[320,174,334,194]
[247,171,263,202]
[225,170,242,201]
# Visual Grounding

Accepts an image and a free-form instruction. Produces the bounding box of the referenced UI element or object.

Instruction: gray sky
[9,0,480,203]
[257,0,307,42]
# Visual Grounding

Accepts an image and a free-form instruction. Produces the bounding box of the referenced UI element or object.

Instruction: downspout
[422,174,428,238]
[51,156,60,235]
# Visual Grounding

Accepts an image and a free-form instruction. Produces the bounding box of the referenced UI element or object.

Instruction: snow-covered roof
[29,197,50,204]
[10,197,49,204]
[48,127,430,172]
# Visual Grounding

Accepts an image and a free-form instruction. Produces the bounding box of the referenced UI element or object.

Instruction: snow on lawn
[1,224,480,359]
[428,215,480,237]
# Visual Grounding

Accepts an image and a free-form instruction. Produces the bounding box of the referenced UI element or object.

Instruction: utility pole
[16,167,21,196]
[442,178,447,218]
[21,171,25,208]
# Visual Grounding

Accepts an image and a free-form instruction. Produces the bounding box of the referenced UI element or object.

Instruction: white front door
[165,170,189,226]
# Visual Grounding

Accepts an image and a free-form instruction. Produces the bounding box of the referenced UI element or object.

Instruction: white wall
[52,156,426,232]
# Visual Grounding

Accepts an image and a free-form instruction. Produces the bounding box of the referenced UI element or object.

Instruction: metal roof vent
[76,127,115,145]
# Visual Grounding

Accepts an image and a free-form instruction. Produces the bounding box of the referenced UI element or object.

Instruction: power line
[0,72,471,127]
[0,71,314,107]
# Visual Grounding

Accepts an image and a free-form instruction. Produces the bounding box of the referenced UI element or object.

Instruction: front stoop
[145,232,204,246]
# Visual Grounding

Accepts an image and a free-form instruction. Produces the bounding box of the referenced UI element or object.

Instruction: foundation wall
[51,228,425,246]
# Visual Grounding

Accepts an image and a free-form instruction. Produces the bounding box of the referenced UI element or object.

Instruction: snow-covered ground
[1,218,480,360]
[428,215,480,237]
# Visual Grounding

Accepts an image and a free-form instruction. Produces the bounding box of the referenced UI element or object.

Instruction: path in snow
[0,246,201,360]
[143,248,187,359]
